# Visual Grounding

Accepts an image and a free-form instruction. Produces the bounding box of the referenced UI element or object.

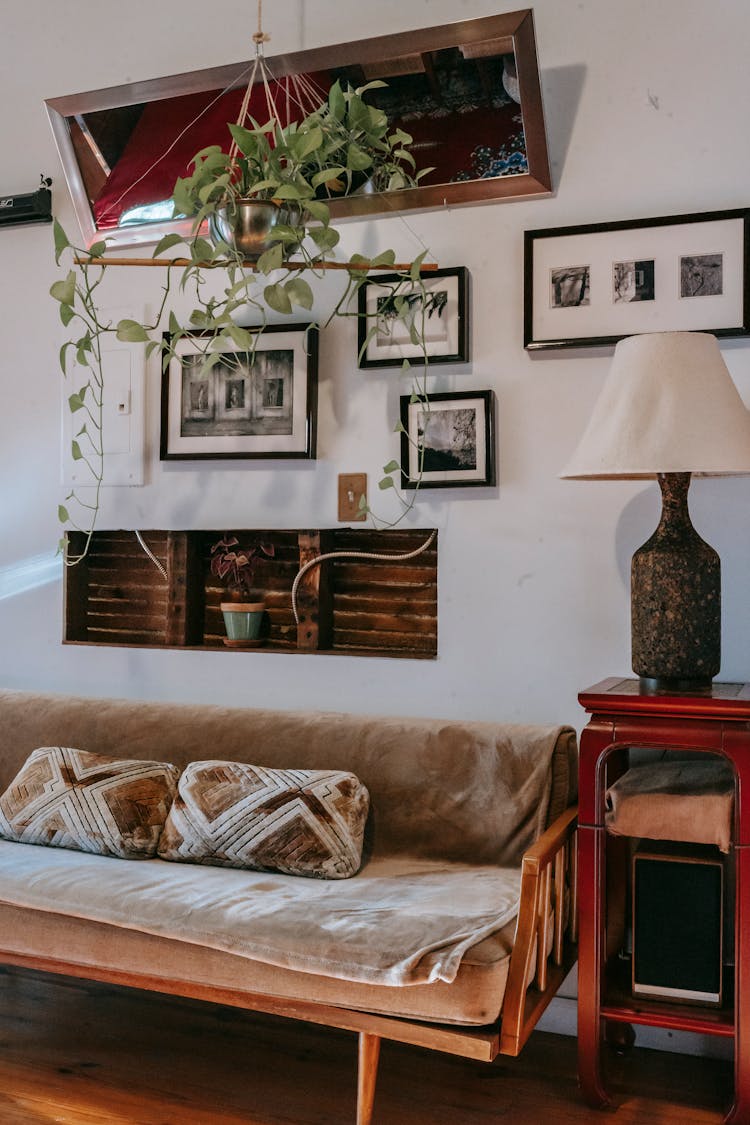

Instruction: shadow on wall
[541,64,587,188]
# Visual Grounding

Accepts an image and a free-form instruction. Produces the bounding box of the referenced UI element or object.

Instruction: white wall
[1,0,749,731]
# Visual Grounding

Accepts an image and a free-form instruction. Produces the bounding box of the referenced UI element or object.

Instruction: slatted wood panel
[65,532,169,646]
[64,528,437,658]
[330,528,438,656]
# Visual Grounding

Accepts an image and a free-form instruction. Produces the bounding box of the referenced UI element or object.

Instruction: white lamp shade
[560,332,750,479]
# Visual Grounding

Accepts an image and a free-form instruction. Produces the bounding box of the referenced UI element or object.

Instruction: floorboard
[0,966,732,1123]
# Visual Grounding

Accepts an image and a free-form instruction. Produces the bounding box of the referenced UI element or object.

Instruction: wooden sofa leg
[356,1032,381,1125]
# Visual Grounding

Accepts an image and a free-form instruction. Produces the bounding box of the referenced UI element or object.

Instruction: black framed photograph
[524,208,750,350]
[399,390,495,489]
[358,266,470,368]
[160,324,318,460]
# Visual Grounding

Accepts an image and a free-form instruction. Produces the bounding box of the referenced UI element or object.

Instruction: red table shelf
[577,677,750,1123]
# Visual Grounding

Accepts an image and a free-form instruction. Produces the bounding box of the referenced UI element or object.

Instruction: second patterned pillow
[157,760,370,879]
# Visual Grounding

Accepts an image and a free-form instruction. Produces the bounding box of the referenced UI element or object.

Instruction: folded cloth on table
[605,759,734,853]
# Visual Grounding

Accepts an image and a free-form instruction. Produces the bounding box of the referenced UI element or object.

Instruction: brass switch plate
[338,473,367,522]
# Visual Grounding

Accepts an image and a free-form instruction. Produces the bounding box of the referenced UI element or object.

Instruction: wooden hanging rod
[73,256,439,272]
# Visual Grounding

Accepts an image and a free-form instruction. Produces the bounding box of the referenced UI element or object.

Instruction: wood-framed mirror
[45,9,551,250]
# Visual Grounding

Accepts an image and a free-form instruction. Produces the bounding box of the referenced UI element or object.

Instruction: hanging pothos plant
[51,79,436,562]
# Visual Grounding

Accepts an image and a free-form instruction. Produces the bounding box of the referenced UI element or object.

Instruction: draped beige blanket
[0,841,521,986]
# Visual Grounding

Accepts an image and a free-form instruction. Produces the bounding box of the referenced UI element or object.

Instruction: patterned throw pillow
[0,746,179,859]
[158,760,370,879]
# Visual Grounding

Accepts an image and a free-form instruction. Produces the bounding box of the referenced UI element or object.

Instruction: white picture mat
[531,217,745,343]
[366,274,461,360]
[166,331,310,456]
[406,397,488,484]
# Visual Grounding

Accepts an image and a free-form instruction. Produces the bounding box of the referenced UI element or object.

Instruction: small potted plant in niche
[210,535,275,647]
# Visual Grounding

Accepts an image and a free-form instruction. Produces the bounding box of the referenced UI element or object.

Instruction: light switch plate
[338,473,367,522]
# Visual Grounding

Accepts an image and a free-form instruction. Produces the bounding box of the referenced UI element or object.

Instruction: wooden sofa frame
[0,805,577,1124]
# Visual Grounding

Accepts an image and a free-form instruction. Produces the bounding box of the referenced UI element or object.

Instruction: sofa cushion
[0,903,520,1026]
[158,760,369,879]
[0,747,179,859]
[0,840,521,987]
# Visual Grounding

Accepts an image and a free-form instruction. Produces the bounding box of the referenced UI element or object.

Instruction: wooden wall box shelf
[64,528,437,659]
[576,677,750,1123]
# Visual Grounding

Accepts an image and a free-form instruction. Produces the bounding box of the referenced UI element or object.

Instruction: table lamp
[561,331,750,690]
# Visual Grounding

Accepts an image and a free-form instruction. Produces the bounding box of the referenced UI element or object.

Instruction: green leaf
[296,125,323,160]
[50,272,75,306]
[382,459,400,474]
[378,476,395,490]
[59,303,75,327]
[227,323,255,350]
[409,392,422,404]
[88,240,107,259]
[56,537,67,557]
[328,80,346,121]
[409,250,428,283]
[346,143,373,173]
[304,199,331,224]
[116,319,150,343]
[227,123,261,157]
[285,277,314,311]
[53,219,70,265]
[256,243,283,275]
[311,166,346,189]
[71,441,83,461]
[68,392,85,413]
[145,340,162,359]
[308,225,340,252]
[263,282,293,315]
[153,233,185,258]
[272,183,303,201]
[190,237,215,262]
[357,494,369,511]
[59,341,73,375]
[168,311,182,336]
[393,421,406,433]
[58,505,70,523]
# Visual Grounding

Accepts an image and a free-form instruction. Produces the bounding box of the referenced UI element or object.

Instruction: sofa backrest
[0,690,576,866]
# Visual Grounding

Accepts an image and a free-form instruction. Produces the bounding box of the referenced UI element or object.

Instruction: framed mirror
[45,9,551,250]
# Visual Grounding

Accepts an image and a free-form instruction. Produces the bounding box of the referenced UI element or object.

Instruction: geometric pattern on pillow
[0,746,179,859]
[157,760,370,879]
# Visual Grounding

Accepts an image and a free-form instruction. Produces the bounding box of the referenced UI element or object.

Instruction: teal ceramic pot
[220,600,265,646]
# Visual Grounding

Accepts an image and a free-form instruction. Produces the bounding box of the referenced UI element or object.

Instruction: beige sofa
[0,689,578,1123]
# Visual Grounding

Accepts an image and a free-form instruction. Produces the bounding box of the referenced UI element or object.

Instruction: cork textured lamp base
[631,472,720,689]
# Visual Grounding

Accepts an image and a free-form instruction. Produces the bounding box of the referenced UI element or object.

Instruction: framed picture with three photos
[160,324,318,460]
[524,208,750,350]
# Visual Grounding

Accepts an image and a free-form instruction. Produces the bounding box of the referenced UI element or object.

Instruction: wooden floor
[0,966,732,1124]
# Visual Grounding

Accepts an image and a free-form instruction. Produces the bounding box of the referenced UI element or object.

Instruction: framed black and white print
[160,324,318,460]
[358,267,470,368]
[524,209,750,350]
[399,390,495,490]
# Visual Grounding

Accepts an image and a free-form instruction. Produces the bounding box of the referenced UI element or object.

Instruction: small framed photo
[358,266,470,368]
[524,208,750,350]
[399,390,495,489]
[160,324,318,460]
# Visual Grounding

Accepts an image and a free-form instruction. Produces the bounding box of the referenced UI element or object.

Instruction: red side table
[577,677,750,1123]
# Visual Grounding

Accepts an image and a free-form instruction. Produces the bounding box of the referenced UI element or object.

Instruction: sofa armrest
[498,804,578,1056]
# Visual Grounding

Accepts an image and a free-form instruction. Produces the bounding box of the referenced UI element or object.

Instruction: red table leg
[725,843,750,1124]
[577,823,611,1108]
